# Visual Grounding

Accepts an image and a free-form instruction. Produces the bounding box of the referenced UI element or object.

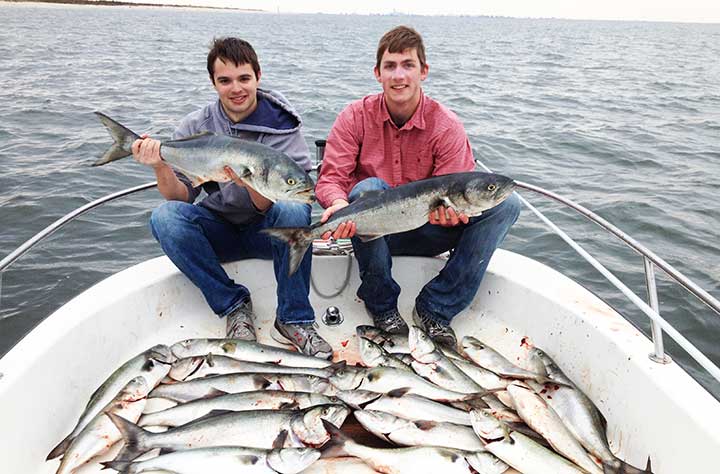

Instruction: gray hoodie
[172,88,311,225]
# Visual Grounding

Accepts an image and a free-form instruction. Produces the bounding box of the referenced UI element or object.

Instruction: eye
[287,178,296,185]
[487,184,497,192]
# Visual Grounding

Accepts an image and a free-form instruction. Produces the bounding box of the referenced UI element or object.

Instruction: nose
[391,66,405,80]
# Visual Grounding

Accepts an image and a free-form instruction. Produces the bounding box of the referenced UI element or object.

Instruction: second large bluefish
[264,171,516,275]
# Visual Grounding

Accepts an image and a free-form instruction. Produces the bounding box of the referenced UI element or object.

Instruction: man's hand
[224,166,272,212]
[429,205,469,227]
[131,135,165,169]
[320,199,356,239]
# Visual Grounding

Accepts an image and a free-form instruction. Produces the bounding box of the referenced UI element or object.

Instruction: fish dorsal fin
[355,189,384,200]
[192,409,235,423]
[205,388,231,398]
[169,131,216,142]
[279,400,300,410]
[328,360,348,374]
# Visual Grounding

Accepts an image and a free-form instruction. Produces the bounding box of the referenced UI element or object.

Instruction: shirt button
[395,160,399,164]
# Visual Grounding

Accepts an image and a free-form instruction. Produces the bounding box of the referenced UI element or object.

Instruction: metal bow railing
[1,156,719,385]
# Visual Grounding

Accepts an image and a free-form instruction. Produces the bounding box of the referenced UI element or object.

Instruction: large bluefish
[103,446,321,474]
[93,112,315,204]
[46,344,174,460]
[529,349,654,474]
[264,171,516,275]
[108,404,349,461]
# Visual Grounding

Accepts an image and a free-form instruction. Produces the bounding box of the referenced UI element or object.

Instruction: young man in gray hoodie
[132,37,332,359]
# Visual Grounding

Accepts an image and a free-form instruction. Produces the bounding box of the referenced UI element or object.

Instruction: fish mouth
[295,189,316,203]
[496,180,517,203]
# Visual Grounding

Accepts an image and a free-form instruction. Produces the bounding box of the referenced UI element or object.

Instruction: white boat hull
[0,250,718,473]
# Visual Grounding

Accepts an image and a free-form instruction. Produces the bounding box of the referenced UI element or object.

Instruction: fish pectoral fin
[357,234,384,242]
[500,424,513,444]
[414,420,438,431]
[386,387,411,398]
[429,196,456,210]
[440,196,456,208]
[272,429,289,449]
[237,167,253,178]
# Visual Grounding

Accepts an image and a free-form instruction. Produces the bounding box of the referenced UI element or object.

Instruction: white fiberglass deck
[0,251,718,473]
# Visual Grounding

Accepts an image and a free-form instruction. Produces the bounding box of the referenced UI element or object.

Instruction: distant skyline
[89,0,720,23]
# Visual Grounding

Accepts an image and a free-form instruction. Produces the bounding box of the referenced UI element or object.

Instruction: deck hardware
[322,306,344,326]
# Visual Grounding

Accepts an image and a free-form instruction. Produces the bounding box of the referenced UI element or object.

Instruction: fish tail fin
[319,419,352,458]
[93,112,140,166]
[46,434,73,460]
[106,412,152,462]
[261,227,314,276]
[602,457,654,474]
[100,460,134,473]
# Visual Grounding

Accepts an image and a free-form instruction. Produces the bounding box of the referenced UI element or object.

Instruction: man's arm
[315,106,362,209]
[315,105,363,239]
[132,137,189,202]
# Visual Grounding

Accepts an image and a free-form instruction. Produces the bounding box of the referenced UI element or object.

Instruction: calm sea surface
[1,3,719,396]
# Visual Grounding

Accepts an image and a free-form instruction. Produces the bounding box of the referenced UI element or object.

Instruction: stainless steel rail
[0,181,158,272]
[1,170,719,382]
[513,181,720,381]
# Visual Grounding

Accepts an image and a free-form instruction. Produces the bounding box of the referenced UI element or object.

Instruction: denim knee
[498,192,522,223]
[150,201,189,241]
[267,201,311,227]
[349,177,389,202]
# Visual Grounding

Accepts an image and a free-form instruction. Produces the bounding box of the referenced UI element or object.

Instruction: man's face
[212,58,260,123]
[374,47,428,113]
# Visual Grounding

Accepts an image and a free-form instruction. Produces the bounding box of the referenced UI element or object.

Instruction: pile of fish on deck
[46,325,652,474]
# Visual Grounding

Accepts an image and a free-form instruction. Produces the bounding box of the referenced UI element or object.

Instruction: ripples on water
[1,4,719,396]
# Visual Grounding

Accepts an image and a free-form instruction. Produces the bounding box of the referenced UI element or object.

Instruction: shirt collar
[380,91,427,131]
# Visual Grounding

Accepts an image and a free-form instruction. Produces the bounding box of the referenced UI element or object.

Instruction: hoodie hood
[218,88,302,136]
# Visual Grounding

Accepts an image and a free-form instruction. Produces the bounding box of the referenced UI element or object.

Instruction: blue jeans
[150,201,314,324]
[350,177,521,325]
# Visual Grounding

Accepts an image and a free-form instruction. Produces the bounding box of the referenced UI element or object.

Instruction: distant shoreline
[0,0,265,12]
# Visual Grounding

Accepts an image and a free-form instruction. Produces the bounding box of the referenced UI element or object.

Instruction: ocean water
[0,3,719,397]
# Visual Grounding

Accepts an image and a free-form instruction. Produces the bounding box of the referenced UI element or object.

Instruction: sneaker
[369,308,409,335]
[225,299,257,341]
[412,306,457,348]
[272,320,333,360]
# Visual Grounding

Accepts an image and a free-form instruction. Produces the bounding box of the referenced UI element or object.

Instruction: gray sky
[124,0,720,23]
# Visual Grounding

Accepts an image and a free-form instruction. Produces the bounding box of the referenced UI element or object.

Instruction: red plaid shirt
[316,92,475,208]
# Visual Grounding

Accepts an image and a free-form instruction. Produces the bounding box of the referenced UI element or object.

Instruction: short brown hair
[376,26,426,70]
[207,37,261,82]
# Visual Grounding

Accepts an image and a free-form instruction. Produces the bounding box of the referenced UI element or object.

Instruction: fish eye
[487,184,497,192]
[287,178,297,185]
